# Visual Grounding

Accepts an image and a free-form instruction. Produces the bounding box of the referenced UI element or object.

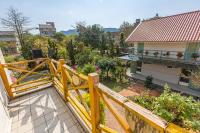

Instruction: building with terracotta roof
[125,10,200,91]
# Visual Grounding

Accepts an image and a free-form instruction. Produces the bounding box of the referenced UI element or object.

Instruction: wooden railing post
[0,64,13,98]
[47,58,55,77]
[88,73,100,133]
[59,59,68,99]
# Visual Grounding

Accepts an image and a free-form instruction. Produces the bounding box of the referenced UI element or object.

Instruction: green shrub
[4,55,15,63]
[82,64,96,75]
[129,84,200,131]
[81,93,105,124]
[128,90,155,111]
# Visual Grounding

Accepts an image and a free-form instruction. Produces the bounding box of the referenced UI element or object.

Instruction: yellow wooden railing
[0,58,194,133]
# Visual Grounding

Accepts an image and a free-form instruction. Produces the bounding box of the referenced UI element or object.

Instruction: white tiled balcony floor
[9,87,85,133]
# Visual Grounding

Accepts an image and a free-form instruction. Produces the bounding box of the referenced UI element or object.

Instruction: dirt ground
[105,83,161,132]
[119,83,161,97]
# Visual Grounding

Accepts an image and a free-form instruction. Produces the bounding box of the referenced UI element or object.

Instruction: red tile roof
[126,10,200,42]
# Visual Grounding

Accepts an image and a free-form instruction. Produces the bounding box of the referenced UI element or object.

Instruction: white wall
[0,77,11,133]
[141,63,181,84]
[0,49,11,133]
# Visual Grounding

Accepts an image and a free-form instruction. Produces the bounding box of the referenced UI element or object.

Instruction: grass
[101,77,131,92]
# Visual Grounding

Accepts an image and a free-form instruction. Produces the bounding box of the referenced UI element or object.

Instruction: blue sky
[0,0,200,33]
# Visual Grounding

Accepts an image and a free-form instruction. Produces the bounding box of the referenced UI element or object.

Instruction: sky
[0,0,200,33]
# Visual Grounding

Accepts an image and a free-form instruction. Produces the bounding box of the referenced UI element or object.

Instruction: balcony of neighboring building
[125,47,200,67]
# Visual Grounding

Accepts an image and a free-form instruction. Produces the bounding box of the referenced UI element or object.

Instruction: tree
[21,34,34,59]
[67,39,75,65]
[33,35,49,56]
[76,23,104,48]
[119,32,126,49]
[116,44,120,56]
[1,7,30,47]
[53,32,65,42]
[119,21,134,38]
[75,47,93,66]
[48,39,58,59]
[107,32,115,57]
[100,33,107,56]
[97,57,115,78]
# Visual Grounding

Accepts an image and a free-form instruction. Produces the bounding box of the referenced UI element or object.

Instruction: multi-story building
[39,22,56,36]
[125,10,200,95]
[0,31,19,55]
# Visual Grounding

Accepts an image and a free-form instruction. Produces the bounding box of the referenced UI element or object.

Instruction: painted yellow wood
[75,89,90,114]
[63,64,88,81]
[99,92,131,132]
[99,124,118,133]
[97,83,166,132]
[88,73,100,133]
[59,59,68,98]
[165,123,195,133]
[13,80,52,93]
[47,59,56,77]
[5,66,50,77]
[69,84,89,90]
[67,96,92,129]
[4,58,46,65]
[0,64,13,98]
[68,94,91,121]
[63,70,72,83]
[13,60,47,85]
[11,77,51,88]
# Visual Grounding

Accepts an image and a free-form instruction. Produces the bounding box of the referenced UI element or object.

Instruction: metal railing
[127,48,200,63]
[0,58,193,133]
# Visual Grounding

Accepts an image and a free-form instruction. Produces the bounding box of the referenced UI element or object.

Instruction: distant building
[0,31,19,55]
[39,22,56,36]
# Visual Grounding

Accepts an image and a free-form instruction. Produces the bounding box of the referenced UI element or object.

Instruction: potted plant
[166,51,170,57]
[145,50,149,55]
[176,52,183,59]
[153,51,159,57]
[191,53,199,60]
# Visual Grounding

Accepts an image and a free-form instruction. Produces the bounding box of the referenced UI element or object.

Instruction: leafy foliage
[130,84,200,131]
[81,64,96,75]
[119,32,126,48]
[119,21,134,38]
[66,39,75,65]
[81,93,105,124]
[75,47,93,66]
[48,39,58,59]
[191,68,200,89]
[97,57,116,78]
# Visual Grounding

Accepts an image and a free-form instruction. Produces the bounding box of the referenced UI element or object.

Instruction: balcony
[127,48,200,67]
[0,58,193,133]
